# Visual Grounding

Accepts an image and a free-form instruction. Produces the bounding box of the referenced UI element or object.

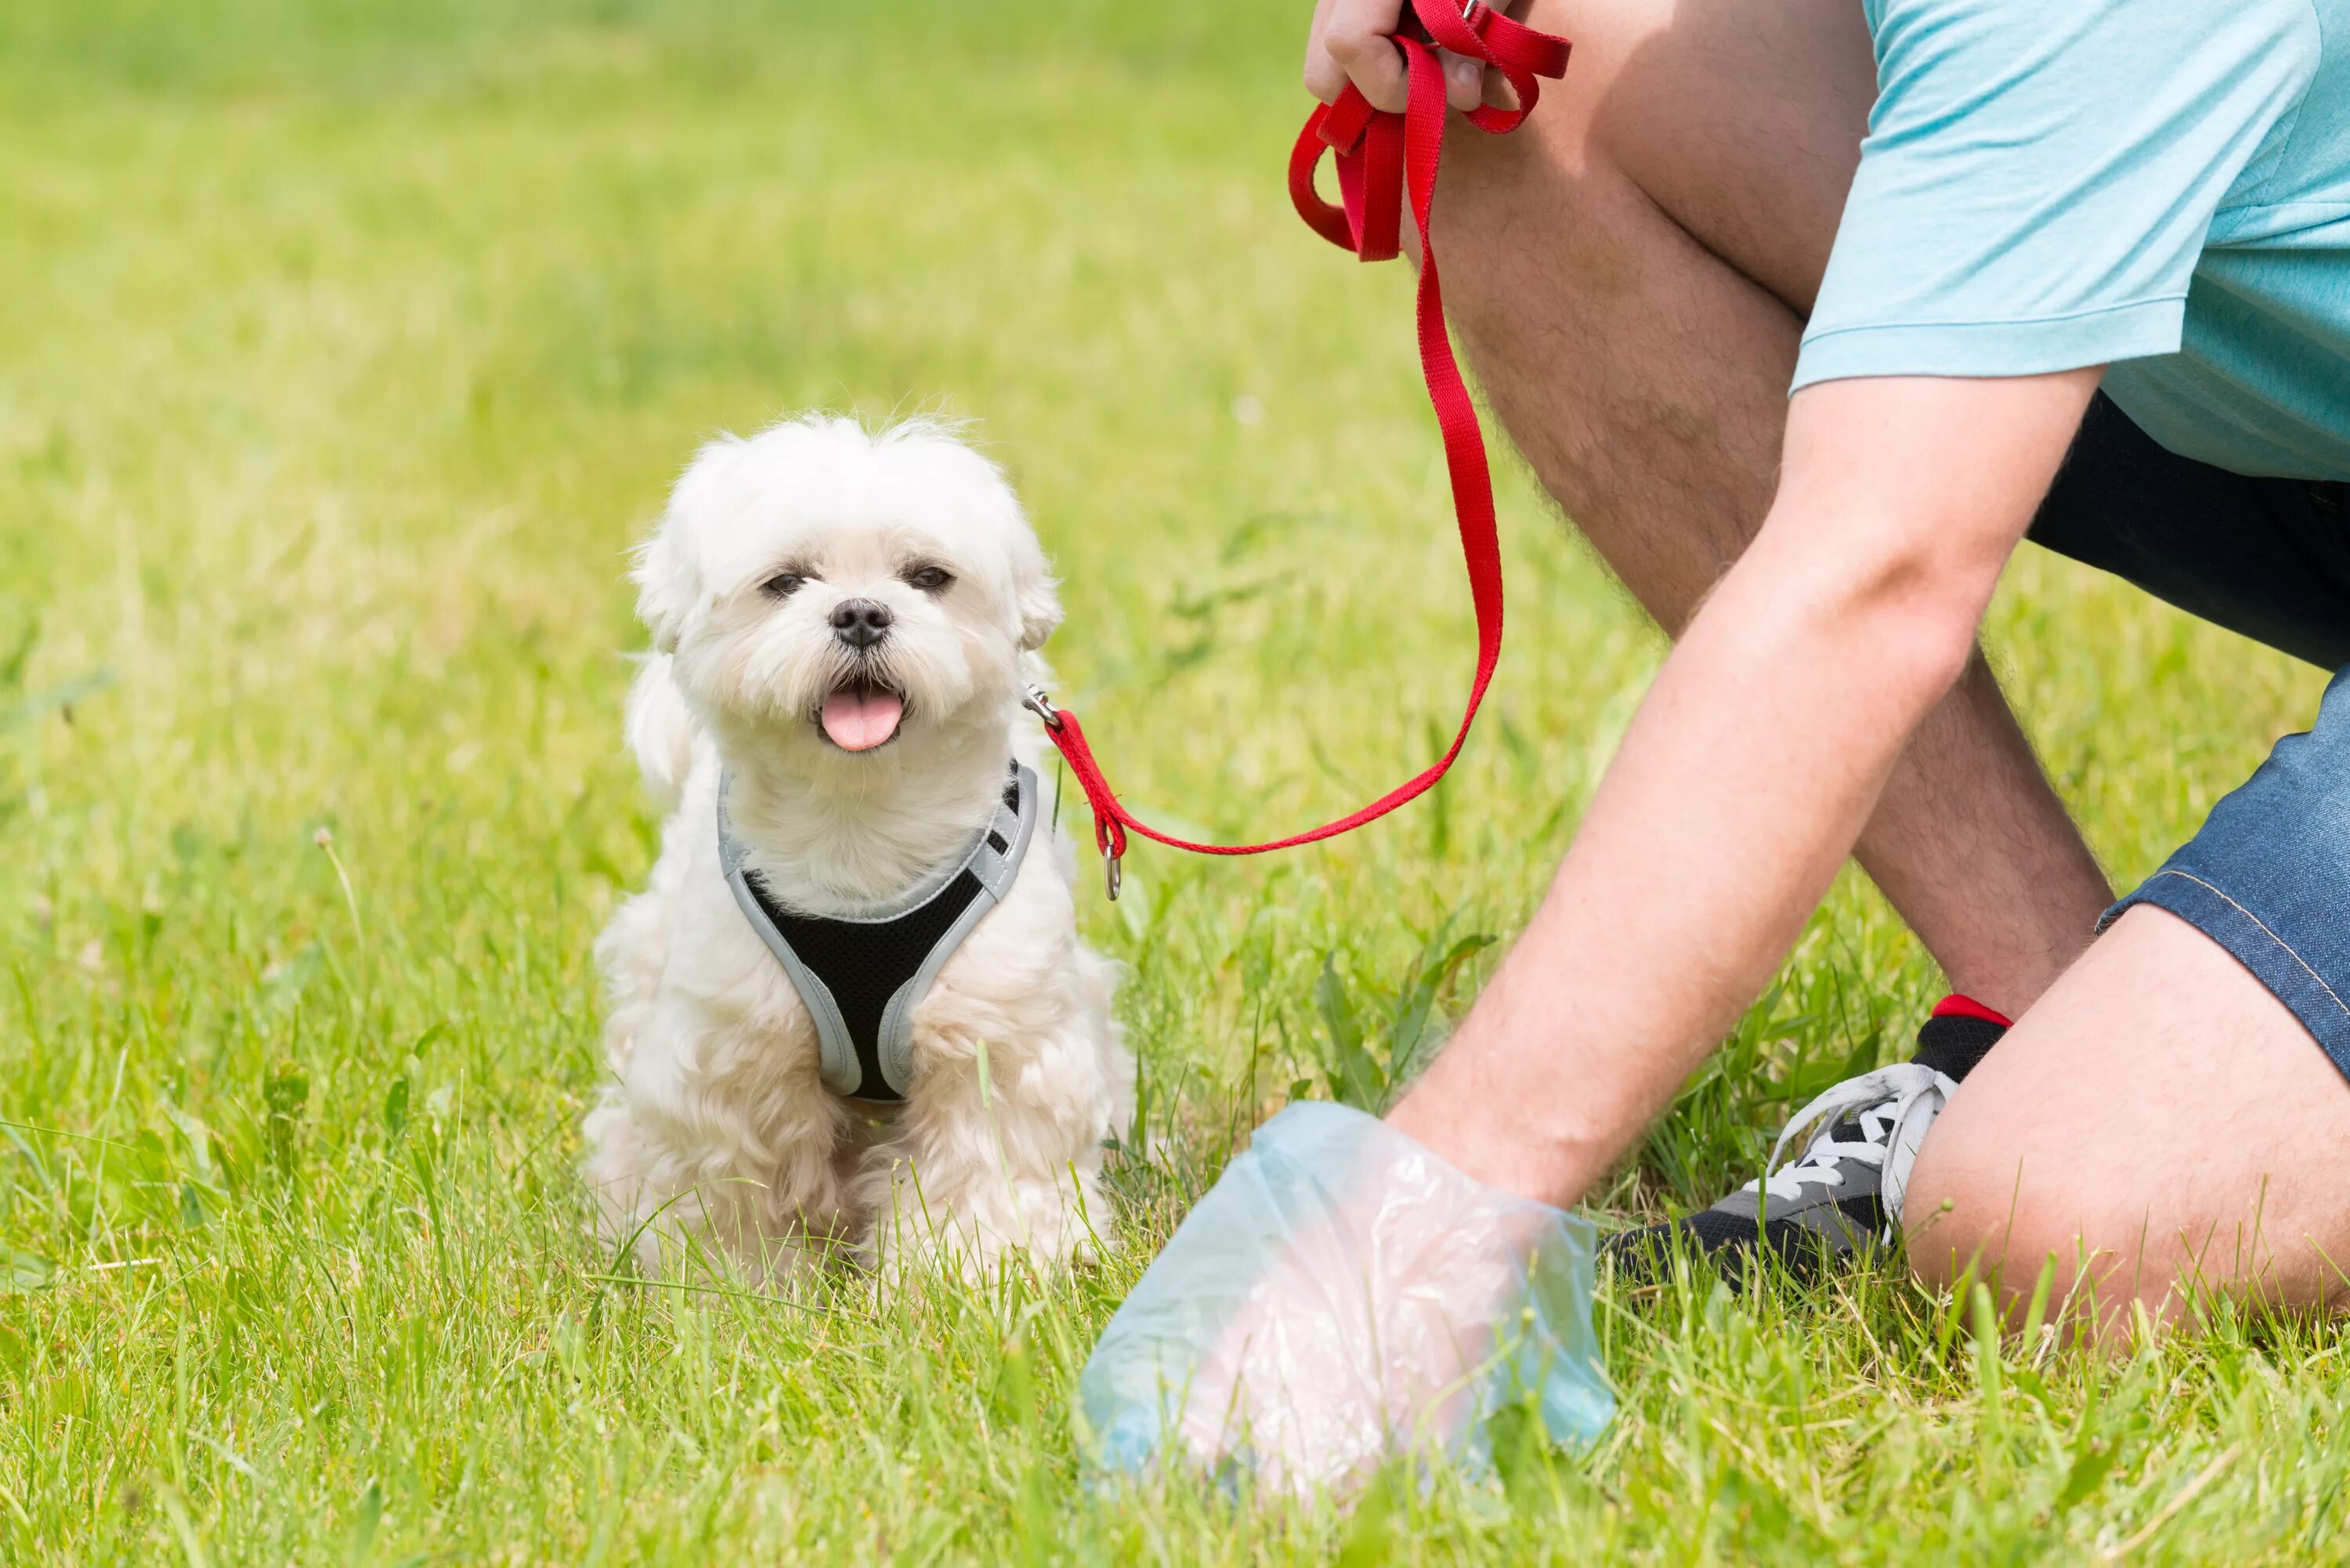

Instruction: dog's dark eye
[902,565,954,594]
[761,571,808,599]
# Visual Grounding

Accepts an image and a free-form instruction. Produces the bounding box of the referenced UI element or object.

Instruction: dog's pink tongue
[821,688,904,751]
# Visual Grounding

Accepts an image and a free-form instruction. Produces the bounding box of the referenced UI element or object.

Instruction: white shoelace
[1738,1064,1958,1225]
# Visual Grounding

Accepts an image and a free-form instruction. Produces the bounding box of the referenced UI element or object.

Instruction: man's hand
[1079,1104,1611,1490]
[1304,0,1499,113]
[1388,370,2103,1209]
[1168,1169,1538,1490]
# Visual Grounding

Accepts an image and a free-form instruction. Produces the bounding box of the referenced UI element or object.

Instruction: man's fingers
[1308,0,1491,116]
[1303,0,1347,103]
[1440,49,1484,111]
[1318,0,1411,113]
[1327,31,1410,113]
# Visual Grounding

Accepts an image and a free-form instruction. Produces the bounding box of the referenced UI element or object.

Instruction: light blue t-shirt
[1794,0,2350,481]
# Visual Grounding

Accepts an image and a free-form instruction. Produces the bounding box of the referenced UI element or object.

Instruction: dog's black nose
[830,598,893,649]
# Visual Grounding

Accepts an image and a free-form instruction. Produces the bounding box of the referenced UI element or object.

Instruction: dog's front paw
[866,1168,1115,1288]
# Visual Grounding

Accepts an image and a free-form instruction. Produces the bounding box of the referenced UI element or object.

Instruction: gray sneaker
[1603,1001,2009,1285]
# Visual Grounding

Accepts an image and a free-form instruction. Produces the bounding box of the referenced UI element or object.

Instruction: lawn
[2,0,2345,1560]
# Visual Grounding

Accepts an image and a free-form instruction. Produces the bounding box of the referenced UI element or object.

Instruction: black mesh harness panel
[718,763,1039,1103]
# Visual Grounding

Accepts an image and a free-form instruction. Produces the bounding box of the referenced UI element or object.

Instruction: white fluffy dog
[583,414,1130,1287]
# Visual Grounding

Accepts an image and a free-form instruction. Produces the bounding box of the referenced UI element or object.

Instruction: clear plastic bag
[1080,1101,1613,1493]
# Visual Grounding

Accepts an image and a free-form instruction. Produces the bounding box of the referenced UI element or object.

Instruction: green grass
[2,0,2344,1560]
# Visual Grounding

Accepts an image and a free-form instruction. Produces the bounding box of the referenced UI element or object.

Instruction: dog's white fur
[583,415,1129,1286]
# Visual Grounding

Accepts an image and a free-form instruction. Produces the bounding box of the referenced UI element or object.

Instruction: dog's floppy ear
[631,525,696,655]
[633,437,742,653]
[1018,573,1063,652]
[1005,502,1064,650]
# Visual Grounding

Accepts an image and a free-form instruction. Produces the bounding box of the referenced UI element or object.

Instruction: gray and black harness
[718,763,1039,1103]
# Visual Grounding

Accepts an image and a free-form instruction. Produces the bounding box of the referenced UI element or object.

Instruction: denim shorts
[2030,393,2350,1078]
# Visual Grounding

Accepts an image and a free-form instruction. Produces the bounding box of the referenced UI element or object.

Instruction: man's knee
[1903,1122,2312,1336]
[1900,1129,2113,1302]
[1903,1067,2208,1328]
[1905,905,2350,1327]
[1426,0,1878,630]
[1441,0,1873,313]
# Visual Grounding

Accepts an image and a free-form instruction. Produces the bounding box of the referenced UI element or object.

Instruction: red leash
[1029,0,1570,898]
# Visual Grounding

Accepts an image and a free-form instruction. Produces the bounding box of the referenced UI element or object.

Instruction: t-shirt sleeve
[1792,0,2316,390]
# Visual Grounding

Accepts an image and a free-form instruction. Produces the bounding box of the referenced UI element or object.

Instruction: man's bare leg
[1432,0,2113,1011]
[1905,905,2350,1331]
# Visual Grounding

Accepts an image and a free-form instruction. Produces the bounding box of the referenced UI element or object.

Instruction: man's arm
[1388,370,2101,1207]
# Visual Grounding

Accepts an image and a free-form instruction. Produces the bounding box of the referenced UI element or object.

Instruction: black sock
[1911,993,2012,1082]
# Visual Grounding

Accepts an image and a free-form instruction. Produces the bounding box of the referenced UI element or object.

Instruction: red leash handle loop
[1041,0,1570,898]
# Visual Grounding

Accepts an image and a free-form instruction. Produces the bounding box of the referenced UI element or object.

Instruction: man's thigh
[1906,904,2350,1326]
[1454,0,1878,314]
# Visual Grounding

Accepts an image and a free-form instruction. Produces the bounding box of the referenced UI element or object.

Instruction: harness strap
[1031,0,1570,896]
[719,763,1039,1100]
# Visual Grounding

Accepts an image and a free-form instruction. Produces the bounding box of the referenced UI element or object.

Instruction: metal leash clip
[1021,684,1064,731]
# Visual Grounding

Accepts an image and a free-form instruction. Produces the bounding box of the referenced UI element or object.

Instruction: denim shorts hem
[2104,867,2350,1083]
